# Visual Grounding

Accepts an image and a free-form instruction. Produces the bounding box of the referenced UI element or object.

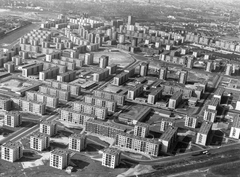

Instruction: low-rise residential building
[102,148,121,169]
[40,121,57,137]
[69,133,86,152]
[4,111,22,128]
[1,141,23,162]
[30,132,50,151]
[50,149,70,170]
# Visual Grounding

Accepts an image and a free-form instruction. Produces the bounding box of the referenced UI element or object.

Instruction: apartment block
[84,95,117,113]
[113,72,129,86]
[60,108,96,126]
[196,121,212,146]
[93,90,125,106]
[1,141,23,162]
[26,91,59,108]
[208,97,220,111]
[50,149,69,170]
[185,116,198,128]
[42,61,67,74]
[0,97,12,111]
[30,132,50,151]
[159,126,178,153]
[115,132,161,157]
[22,63,44,77]
[39,67,59,81]
[50,80,81,96]
[147,87,163,104]
[127,84,144,100]
[39,86,70,102]
[61,56,84,67]
[229,114,240,139]
[102,148,121,169]
[106,64,117,75]
[84,53,94,65]
[134,122,149,138]
[40,120,57,137]
[11,97,46,115]
[52,59,76,70]
[213,87,224,103]
[168,91,182,109]
[4,111,22,128]
[93,68,109,82]
[57,71,76,82]
[85,119,126,138]
[99,55,109,68]
[68,133,86,152]
[160,119,174,132]
[73,101,107,120]
[203,109,217,123]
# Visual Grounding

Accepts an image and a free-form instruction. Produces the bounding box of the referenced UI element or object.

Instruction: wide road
[0,113,58,145]
[121,140,240,165]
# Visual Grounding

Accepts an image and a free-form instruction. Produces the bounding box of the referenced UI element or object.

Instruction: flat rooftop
[60,108,96,118]
[160,126,178,142]
[51,149,69,156]
[198,121,212,135]
[86,119,126,131]
[31,132,48,139]
[214,87,225,96]
[70,133,86,139]
[103,148,121,155]
[3,141,22,149]
[41,120,57,126]
[209,97,220,107]
[118,132,160,145]
[170,91,182,100]
[232,114,240,128]
[135,122,149,128]
[149,87,163,96]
